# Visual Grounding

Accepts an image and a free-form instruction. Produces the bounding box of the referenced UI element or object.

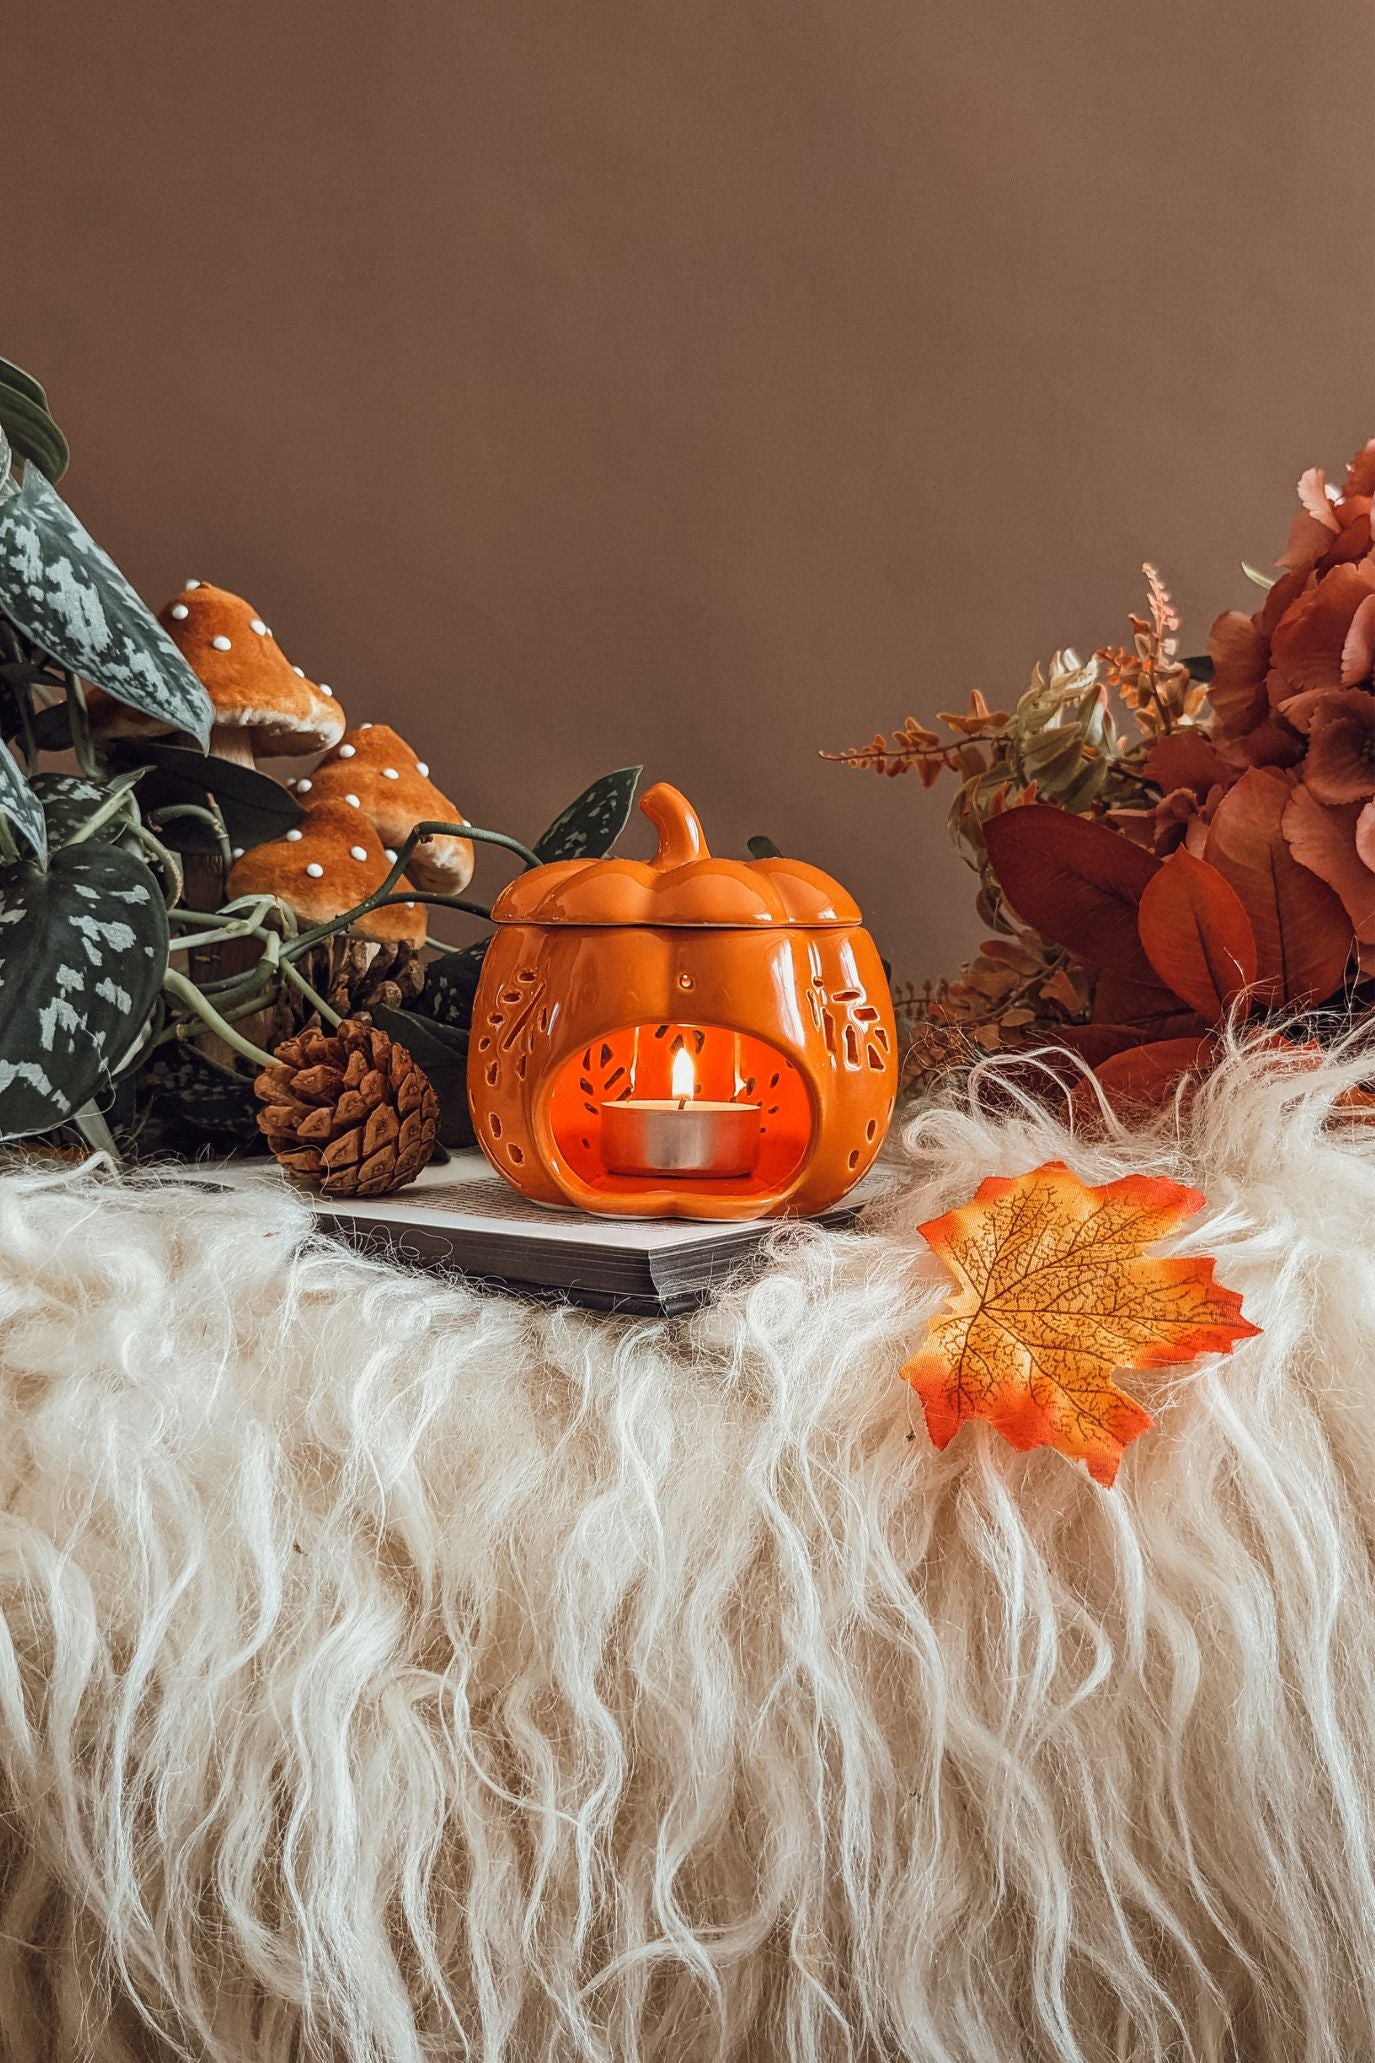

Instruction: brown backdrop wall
[7,1,1373,981]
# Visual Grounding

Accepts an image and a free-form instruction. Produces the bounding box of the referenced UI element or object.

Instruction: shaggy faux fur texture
[2,1039,1375,2062]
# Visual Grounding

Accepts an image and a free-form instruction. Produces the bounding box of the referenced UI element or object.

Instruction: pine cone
[320,936,427,1018]
[255,1020,440,1197]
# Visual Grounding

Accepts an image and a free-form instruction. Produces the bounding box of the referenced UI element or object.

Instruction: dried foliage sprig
[828,483,1375,1112]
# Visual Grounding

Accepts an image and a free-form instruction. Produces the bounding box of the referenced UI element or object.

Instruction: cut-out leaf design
[367,1004,474,1147]
[0,839,168,1139]
[534,766,642,863]
[109,739,303,850]
[1136,850,1258,1021]
[0,356,70,485]
[0,467,211,745]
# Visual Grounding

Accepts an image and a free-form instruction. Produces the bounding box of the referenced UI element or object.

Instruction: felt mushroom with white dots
[303,723,474,894]
[88,582,346,766]
[225,801,426,949]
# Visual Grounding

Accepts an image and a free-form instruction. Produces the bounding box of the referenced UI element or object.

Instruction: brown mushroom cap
[87,582,346,755]
[225,801,426,947]
[303,724,473,893]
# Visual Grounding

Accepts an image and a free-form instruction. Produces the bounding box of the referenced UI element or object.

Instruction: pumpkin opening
[526,1021,813,1203]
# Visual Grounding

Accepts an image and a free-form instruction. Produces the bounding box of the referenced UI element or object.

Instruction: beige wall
[7,1,1373,982]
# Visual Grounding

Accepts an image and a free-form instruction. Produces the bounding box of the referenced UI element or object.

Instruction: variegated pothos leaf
[418,769,642,1035]
[30,771,143,850]
[0,841,168,1139]
[0,742,45,862]
[0,467,212,746]
[534,766,642,863]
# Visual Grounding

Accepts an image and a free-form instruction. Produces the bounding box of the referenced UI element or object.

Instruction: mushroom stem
[209,723,258,770]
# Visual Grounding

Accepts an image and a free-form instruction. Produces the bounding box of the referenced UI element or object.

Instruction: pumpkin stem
[642,782,708,868]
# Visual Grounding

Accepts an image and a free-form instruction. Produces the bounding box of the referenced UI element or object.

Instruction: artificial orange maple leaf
[902,1160,1259,1486]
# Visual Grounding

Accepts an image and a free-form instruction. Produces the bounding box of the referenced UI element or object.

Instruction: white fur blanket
[3,1041,1375,2063]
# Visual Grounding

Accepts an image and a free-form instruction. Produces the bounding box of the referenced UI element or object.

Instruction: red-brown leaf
[1141,731,1230,799]
[982,805,1161,980]
[1088,1034,1219,1119]
[1090,967,1202,1032]
[1281,783,1375,945]
[1205,767,1355,1002]
[1136,851,1258,1021]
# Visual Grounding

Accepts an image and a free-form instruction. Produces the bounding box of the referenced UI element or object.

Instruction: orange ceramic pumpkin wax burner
[468,783,896,1220]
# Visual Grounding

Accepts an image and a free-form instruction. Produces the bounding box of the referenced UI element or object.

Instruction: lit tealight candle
[601,1045,761,1178]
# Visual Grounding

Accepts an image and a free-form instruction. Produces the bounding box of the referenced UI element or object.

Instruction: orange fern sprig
[821,717,961,784]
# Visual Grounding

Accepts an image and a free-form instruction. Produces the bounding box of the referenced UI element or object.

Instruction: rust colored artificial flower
[1268,562,1375,704]
[1277,444,1375,579]
[1209,442,1375,770]
[1298,689,1375,805]
[1204,440,1375,952]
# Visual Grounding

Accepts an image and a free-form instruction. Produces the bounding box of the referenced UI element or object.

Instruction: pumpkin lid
[490,782,862,929]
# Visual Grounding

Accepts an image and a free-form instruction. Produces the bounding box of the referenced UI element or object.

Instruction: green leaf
[367,1002,474,1147]
[0,840,169,1140]
[31,770,144,849]
[139,1040,263,1144]
[747,834,782,859]
[109,739,303,849]
[413,936,487,1034]
[0,467,212,745]
[416,771,641,1040]
[0,425,15,511]
[0,356,70,485]
[534,765,641,863]
[0,741,45,862]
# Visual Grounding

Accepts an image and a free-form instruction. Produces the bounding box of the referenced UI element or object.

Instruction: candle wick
[676,1096,688,1111]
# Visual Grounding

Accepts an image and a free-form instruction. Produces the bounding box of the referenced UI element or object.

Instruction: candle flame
[670,1045,695,1102]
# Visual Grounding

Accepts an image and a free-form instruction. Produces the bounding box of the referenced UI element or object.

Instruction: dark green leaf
[534,766,641,863]
[368,1003,474,1147]
[0,468,212,744]
[109,739,302,849]
[0,741,44,862]
[0,841,169,1140]
[32,769,144,850]
[747,834,782,859]
[25,695,79,752]
[0,356,69,485]
[1182,654,1215,683]
[139,1039,263,1142]
[414,770,640,1041]
[413,936,487,1034]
